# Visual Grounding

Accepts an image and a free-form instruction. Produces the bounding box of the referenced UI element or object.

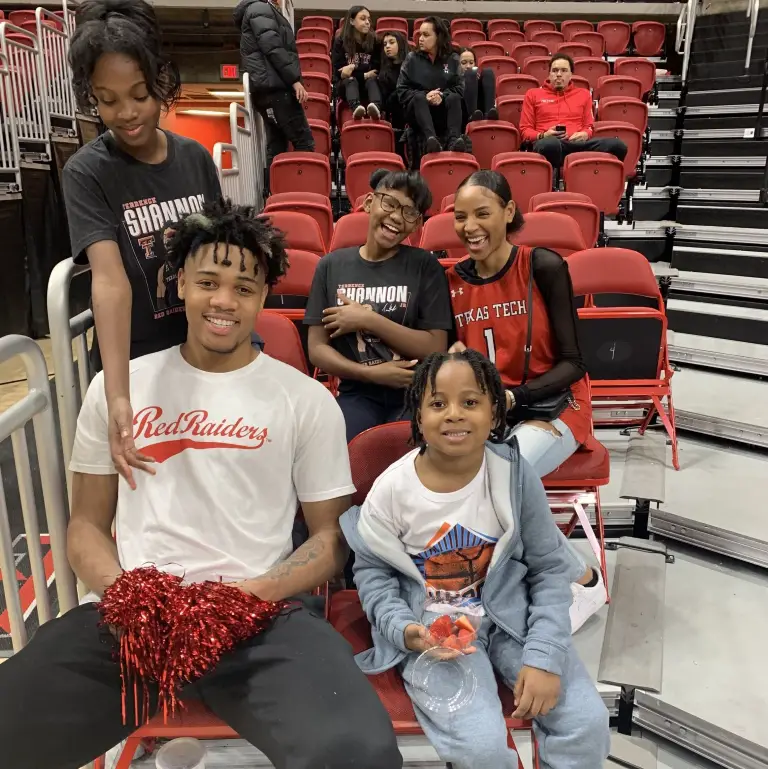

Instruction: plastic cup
[410,649,478,714]
[155,738,206,769]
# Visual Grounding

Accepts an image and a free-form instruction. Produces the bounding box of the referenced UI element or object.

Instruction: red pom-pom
[98,567,285,723]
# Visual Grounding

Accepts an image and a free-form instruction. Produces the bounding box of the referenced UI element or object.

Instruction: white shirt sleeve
[69,372,116,476]
[292,382,355,503]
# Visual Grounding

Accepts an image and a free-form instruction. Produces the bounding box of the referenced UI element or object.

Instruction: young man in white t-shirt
[0,201,402,769]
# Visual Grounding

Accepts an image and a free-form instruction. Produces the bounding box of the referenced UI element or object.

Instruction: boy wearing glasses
[305,169,453,443]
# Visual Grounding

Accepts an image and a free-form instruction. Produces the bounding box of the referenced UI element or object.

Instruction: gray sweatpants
[401,617,610,769]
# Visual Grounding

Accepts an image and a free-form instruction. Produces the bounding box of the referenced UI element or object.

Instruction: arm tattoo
[262,529,345,582]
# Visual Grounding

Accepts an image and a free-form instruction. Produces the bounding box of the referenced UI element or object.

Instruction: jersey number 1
[483,328,496,364]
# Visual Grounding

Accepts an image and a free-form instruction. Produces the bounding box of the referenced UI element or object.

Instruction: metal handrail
[746,0,760,70]
[681,0,699,85]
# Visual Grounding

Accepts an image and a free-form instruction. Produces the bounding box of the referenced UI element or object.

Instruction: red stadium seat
[8,10,36,25]
[531,194,600,249]
[572,31,606,58]
[297,40,327,56]
[479,56,520,79]
[472,41,506,62]
[451,18,484,35]
[306,119,331,156]
[509,211,586,257]
[596,75,643,102]
[264,210,326,256]
[571,75,592,90]
[264,192,334,251]
[592,121,644,179]
[598,97,648,135]
[271,249,321,303]
[573,57,611,91]
[466,120,521,168]
[329,212,370,250]
[270,152,331,197]
[561,20,593,41]
[491,152,553,213]
[296,26,332,50]
[522,56,552,85]
[419,152,480,216]
[419,212,466,259]
[563,152,625,214]
[496,74,540,98]
[345,151,404,203]
[337,101,354,129]
[496,96,526,129]
[487,19,521,36]
[524,19,557,40]
[531,30,565,55]
[597,20,631,56]
[376,17,408,35]
[302,16,334,37]
[556,42,592,60]
[441,193,456,212]
[614,57,657,96]
[302,93,331,123]
[453,29,486,48]
[340,121,395,159]
[352,194,367,211]
[632,21,666,57]
[299,53,332,80]
[302,72,331,99]
[510,42,549,67]
[489,30,525,55]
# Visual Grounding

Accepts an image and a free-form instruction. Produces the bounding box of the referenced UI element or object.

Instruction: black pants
[0,602,402,769]
[463,68,496,118]
[533,136,628,169]
[338,386,409,443]
[250,89,315,176]
[341,76,382,108]
[407,91,463,145]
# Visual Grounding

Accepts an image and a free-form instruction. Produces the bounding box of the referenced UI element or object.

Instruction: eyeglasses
[375,192,421,223]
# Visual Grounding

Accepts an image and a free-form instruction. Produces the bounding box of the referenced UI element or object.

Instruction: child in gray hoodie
[340,349,610,769]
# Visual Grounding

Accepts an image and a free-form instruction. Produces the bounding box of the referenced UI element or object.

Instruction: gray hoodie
[339,439,573,677]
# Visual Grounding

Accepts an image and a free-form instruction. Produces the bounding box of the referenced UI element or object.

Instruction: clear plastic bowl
[155,738,207,769]
[409,648,478,714]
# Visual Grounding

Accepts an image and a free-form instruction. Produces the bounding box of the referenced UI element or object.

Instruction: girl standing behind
[378,31,408,130]
[332,5,382,120]
[62,0,222,485]
[459,48,499,124]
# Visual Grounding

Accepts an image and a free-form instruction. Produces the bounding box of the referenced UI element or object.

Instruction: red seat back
[441,193,456,212]
[596,21,631,56]
[299,53,332,80]
[8,10,36,26]
[255,311,309,375]
[302,93,331,123]
[614,57,657,96]
[573,57,611,91]
[531,197,600,249]
[419,152,480,216]
[451,18,484,35]
[571,75,592,91]
[510,211,586,257]
[270,151,331,197]
[479,56,520,78]
[264,210,326,256]
[496,74,540,98]
[453,29,486,48]
[561,20,593,41]
[264,193,333,251]
[271,248,321,300]
[329,212,370,251]
[524,19,557,40]
[530,191,592,208]
[419,212,467,260]
[306,119,331,156]
[341,121,396,159]
[376,17,408,35]
[472,41,506,62]
[596,75,643,102]
[563,152,625,215]
[302,16,334,37]
[296,26,331,50]
[598,97,648,134]
[489,29,525,55]
[345,151,404,204]
[556,42,592,60]
[297,40,327,56]
[510,42,548,67]
[487,19,521,36]
[496,95,524,130]
[466,120,521,168]
[302,72,331,99]
[348,421,412,505]
[491,151,553,213]
[632,21,666,57]
[592,121,643,179]
[522,56,552,85]
[572,31,605,57]
[531,31,565,54]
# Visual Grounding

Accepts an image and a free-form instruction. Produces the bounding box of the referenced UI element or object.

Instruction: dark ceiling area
[157,7,242,53]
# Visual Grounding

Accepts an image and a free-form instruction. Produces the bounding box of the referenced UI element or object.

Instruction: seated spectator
[332,5,382,120]
[397,16,466,154]
[0,200,402,769]
[341,350,611,769]
[378,30,408,130]
[305,169,452,442]
[448,169,606,631]
[459,48,499,123]
[520,53,627,170]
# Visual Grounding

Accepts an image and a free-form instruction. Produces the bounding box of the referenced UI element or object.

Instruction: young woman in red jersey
[446,169,605,632]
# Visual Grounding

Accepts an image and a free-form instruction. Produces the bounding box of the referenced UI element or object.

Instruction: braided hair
[405,349,508,451]
[165,199,289,285]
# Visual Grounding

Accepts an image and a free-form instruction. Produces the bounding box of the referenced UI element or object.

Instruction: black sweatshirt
[331,35,381,86]
[396,50,464,109]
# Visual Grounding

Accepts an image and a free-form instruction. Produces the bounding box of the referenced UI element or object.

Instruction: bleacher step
[668,330,768,375]
[619,433,667,504]
[607,733,659,769]
[667,296,768,346]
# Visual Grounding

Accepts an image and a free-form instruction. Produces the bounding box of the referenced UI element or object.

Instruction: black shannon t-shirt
[62,130,222,363]
[304,245,453,394]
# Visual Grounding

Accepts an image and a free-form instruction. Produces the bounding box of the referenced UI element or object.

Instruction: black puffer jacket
[234,0,302,93]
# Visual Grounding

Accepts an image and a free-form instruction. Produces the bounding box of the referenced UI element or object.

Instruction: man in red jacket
[519,53,627,170]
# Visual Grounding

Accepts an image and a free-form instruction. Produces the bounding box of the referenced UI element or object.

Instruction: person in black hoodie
[378,31,408,130]
[459,48,499,124]
[332,5,382,120]
[234,0,314,178]
[396,16,465,154]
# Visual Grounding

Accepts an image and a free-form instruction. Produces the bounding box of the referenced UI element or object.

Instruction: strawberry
[458,629,475,648]
[442,635,462,651]
[455,615,475,634]
[429,615,453,641]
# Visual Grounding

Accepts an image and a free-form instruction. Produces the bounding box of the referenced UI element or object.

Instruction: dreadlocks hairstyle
[69,0,181,113]
[165,199,289,285]
[405,349,508,451]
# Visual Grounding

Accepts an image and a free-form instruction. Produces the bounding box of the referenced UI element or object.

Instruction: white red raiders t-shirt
[70,347,355,593]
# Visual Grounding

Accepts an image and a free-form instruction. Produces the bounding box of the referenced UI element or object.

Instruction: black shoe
[367,102,381,120]
[471,109,484,122]
[352,104,366,120]
[486,106,499,121]
[425,136,443,154]
[448,135,467,153]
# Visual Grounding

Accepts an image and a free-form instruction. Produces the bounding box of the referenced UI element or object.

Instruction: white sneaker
[352,104,366,120]
[570,569,607,634]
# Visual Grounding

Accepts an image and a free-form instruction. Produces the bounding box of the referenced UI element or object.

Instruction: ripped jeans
[509,418,587,581]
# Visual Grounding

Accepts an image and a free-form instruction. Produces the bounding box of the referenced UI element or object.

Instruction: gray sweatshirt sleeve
[517,457,573,675]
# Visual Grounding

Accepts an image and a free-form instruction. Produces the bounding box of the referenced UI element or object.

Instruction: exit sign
[220,64,240,81]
